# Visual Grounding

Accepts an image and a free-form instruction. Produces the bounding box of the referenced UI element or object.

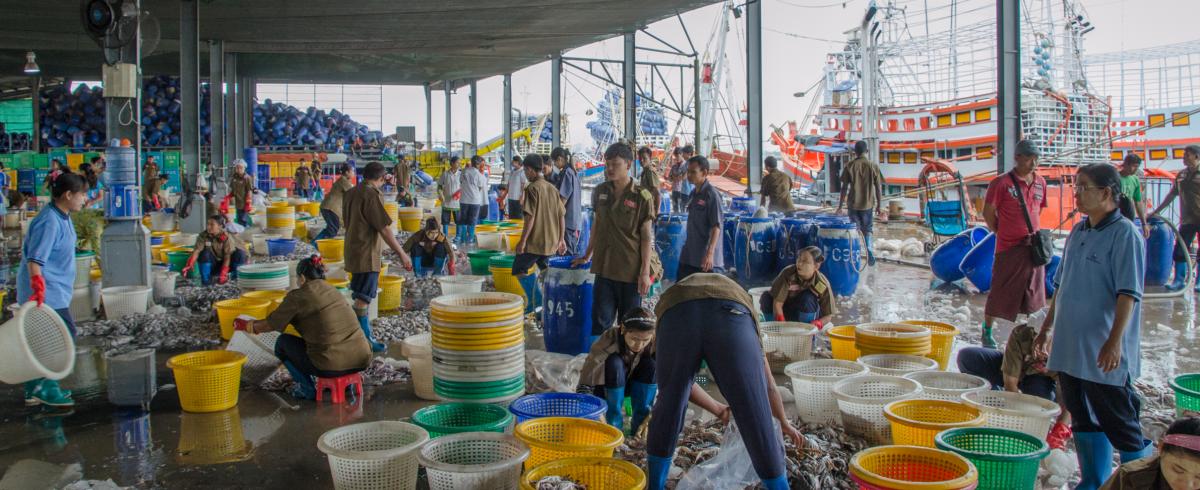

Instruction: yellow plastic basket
[241,290,300,337]
[294,220,308,240]
[901,320,959,371]
[489,267,529,299]
[850,445,979,490]
[884,400,985,448]
[328,277,350,289]
[828,325,862,361]
[214,298,271,340]
[316,238,345,261]
[167,351,248,413]
[379,275,405,311]
[520,458,646,490]
[502,231,523,252]
[514,417,625,469]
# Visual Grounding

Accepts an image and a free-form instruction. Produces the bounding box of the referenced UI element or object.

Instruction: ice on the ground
[1039,448,1076,488]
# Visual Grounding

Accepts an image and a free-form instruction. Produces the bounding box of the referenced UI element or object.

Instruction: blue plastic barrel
[929,227,990,283]
[105,145,138,186]
[243,147,258,184]
[542,257,595,355]
[655,214,688,281]
[1045,255,1062,297]
[105,183,141,220]
[959,232,997,293]
[816,217,863,296]
[731,196,758,215]
[659,190,672,216]
[577,207,593,256]
[1145,217,1174,286]
[776,218,817,267]
[734,217,777,285]
[17,168,36,194]
[722,213,743,271]
[487,188,500,221]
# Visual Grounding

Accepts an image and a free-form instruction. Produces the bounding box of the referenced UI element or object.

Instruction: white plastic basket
[832,374,922,445]
[317,421,429,490]
[748,286,770,319]
[102,286,152,320]
[903,371,991,402]
[857,354,940,377]
[174,232,198,248]
[476,231,504,251]
[761,321,817,373]
[402,333,439,401]
[418,432,530,490]
[265,227,294,239]
[226,330,282,385]
[438,276,486,295]
[785,359,870,424]
[960,390,1061,440]
[0,302,75,383]
[153,270,179,302]
[150,211,175,232]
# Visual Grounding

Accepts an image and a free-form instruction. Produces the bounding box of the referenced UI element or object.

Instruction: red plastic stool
[316,372,363,403]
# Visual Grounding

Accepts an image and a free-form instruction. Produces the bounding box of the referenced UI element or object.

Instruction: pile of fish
[175,283,242,311]
[74,307,220,355]
[534,476,586,490]
[370,311,431,344]
[257,241,319,263]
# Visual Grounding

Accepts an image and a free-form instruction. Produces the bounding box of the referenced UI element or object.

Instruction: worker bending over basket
[760,245,835,327]
[181,214,247,285]
[404,217,451,277]
[1102,417,1200,490]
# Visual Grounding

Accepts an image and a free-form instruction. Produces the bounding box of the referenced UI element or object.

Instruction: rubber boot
[980,321,997,349]
[603,386,625,432]
[629,382,657,435]
[1119,439,1154,463]
[647,454,672,490]
[412,261,425,277]
[433,257,447,276]
[518,275,539,314]
[23,380,40,406]
[865,234,877,266]
[469,225,478,244]
[31,379,74,407]
[456,225,466,244]
[358,315,387,353]
[282,360,316,400]
[1074,431,1114,490]
[761,475,789,490]
[442,223,449,237]
[1166,261,1189,291]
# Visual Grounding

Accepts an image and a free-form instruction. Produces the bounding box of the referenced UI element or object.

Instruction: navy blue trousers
[647,299,785,481]
[955,347,1056,400]
[316,209,341,240]
[1059,373,1146,452]
[591,276,641,335]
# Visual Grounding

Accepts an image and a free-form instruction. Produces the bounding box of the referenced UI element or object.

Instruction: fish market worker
[181,214,247,285]
[404,217,451,277]
[760,156,795,213]
[17,172,89,408]
[646,273,802,490]
[1102,417,1200,490]
[237,256,371,400]
[761,246,835,327]
[316,163,354,240]
[229,159,255,226]
[675,155,723,281]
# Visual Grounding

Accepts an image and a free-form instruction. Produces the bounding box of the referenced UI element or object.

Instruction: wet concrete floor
[0,258,1195,488]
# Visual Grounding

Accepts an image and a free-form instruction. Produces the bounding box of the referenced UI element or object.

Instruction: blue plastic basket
[507,393,607,423]
[266,238,296,257]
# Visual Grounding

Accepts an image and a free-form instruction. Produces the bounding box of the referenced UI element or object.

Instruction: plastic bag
[676,420,781,490]
[524,349,587,393]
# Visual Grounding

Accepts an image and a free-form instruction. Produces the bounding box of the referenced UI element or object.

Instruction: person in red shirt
[980,139,1047,348]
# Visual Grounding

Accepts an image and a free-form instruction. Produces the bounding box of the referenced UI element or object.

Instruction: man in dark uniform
[676,156,723,281]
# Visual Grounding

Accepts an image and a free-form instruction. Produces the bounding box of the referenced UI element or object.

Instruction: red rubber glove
[452,190,461,201]
[243,198,252,212]
[447,253,456,275]
[181,255,197,278]
[219,194,231,214]
[218,266,230,285]
[233,316,253,333]
[29,274,45,306]
[812,319,825,330]
[774,313,785,322]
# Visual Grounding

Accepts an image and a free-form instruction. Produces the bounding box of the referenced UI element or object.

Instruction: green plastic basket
[411,402,514,438]
[167,250,197,278]
[1171,374,1200,415]
[434,376,525,400]
[935,427,1048,490]
[487,254,516,269]
[468,250,504,275]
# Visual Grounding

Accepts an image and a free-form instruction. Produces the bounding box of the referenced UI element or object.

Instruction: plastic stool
[316,372,363,403]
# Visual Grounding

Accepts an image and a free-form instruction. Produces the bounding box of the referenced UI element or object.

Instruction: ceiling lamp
[23,51,39,74]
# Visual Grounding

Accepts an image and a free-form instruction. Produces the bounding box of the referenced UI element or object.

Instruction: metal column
[224,52,238,165]
[996,0,1021,174]
[241,76,253,149]
[623,33,637,143]
[551,54,562,149]
[860,7,881,170]
[469,80,478,155]
[694,58,702,156]
[424,83,433,150]
[31,77,40,153]
[503,74,513,164]
[444,82,452,151]
[745,0,763,196]
[179,0,206,234]
[209,40,225,182]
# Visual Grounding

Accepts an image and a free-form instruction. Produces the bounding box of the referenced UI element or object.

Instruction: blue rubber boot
[761,475,789,490]
[31,379,73,407]
[358,315,387,353]
[1167,261,1189,291]
[23,380,41,406]
[442,223,449,237]
[412,261,425,277]
[1119,439,1154,463]
[1074,431,1114,490]
[647,454,672,490]
[629,382,657,435]
[469,225,478,244]
[603,386,625,432]
[518,275,538,314]
[865,234,877,266]
[282,360,316,400]
[456,225,466,244]
[433,257,447,276]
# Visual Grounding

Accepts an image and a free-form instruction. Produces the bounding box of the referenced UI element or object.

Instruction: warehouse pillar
[31,77,40,153]
[241,76,254,149]
[469,80,478,156]
[179,0,205,235]
[997,0,1020,174]
[209,40,226,188]
[444,82,452,152]
[224,52,239,165]
[551,54,562,150]
[424,83,432,150]
[694,58,702,157]
[623,33,637,143]
[503,74,513,165]
[745,0,763,197]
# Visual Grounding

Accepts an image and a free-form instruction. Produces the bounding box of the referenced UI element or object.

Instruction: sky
[270,0,1200,152]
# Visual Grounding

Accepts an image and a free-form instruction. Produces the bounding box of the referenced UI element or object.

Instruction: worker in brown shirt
[180,214,247,285]
[142,155,161,212]
[316,163,355,241]
[341,161,413,352]
[228,159,255,227]
[637,146,663,213]
[762,246,835,327]
[395,155,412,193]
[760,156,795,212]
[295,162,313,199]
[514,154,566,311]
[1101,417,1200,490]
[1151,144,1200,292]
[837,141,883,265]
[237,255,371,400]
[572,143,656,339]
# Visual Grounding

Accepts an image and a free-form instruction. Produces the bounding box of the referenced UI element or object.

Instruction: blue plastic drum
[929,227,990,283]
[959,232,997,293]
[577,207,593,256]
[243,147,258,184]
[722,213,743,269]
[734,217,777,285]
[1044,255,1062,297]
[659,190,672,216]
[816,217,863,296]
[105,183,141,220]
[542,257,595,355]
[1145,217,1174,286]
[731,196,758,215]
[655,214,687,281]
[776,217,818,267]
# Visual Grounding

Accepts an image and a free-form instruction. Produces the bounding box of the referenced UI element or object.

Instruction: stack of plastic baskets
[520,458,645,490]
[901,319,959,370]
[832,375,922,445]
[514,417,624,469]
[316,238,346,261]
[412,403,514,438]
[402,333,438,401]
[960,391,1061,441]
[266,204,296,230]
[827,324,862,361]
[785,359,869,424]
[904,371,991,402]
[419,432,530,490]
[936,427,1050,490]
[431,293,526,403]
[508,393,607,423]
[384,202,400,231]
[318,421,429,490]
[858,354,940,377]
[0,303,75,384]
[855,322,932,357]
[884,399,985,448]
[166,351,248,412]
[101,286,152,320]
[237,263,291,291]
[469,250,503,275]
[761,321,818,374]
[399,206,422,232]
[378,275,405,311]
[849,446,978,490]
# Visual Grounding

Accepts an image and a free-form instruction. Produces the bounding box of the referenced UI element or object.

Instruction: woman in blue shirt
[17,172,88,407]
[1034,164,1151,489]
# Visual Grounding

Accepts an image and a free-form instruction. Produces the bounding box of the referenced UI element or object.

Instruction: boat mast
[861,3,881,162]
[698,4,730,157]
